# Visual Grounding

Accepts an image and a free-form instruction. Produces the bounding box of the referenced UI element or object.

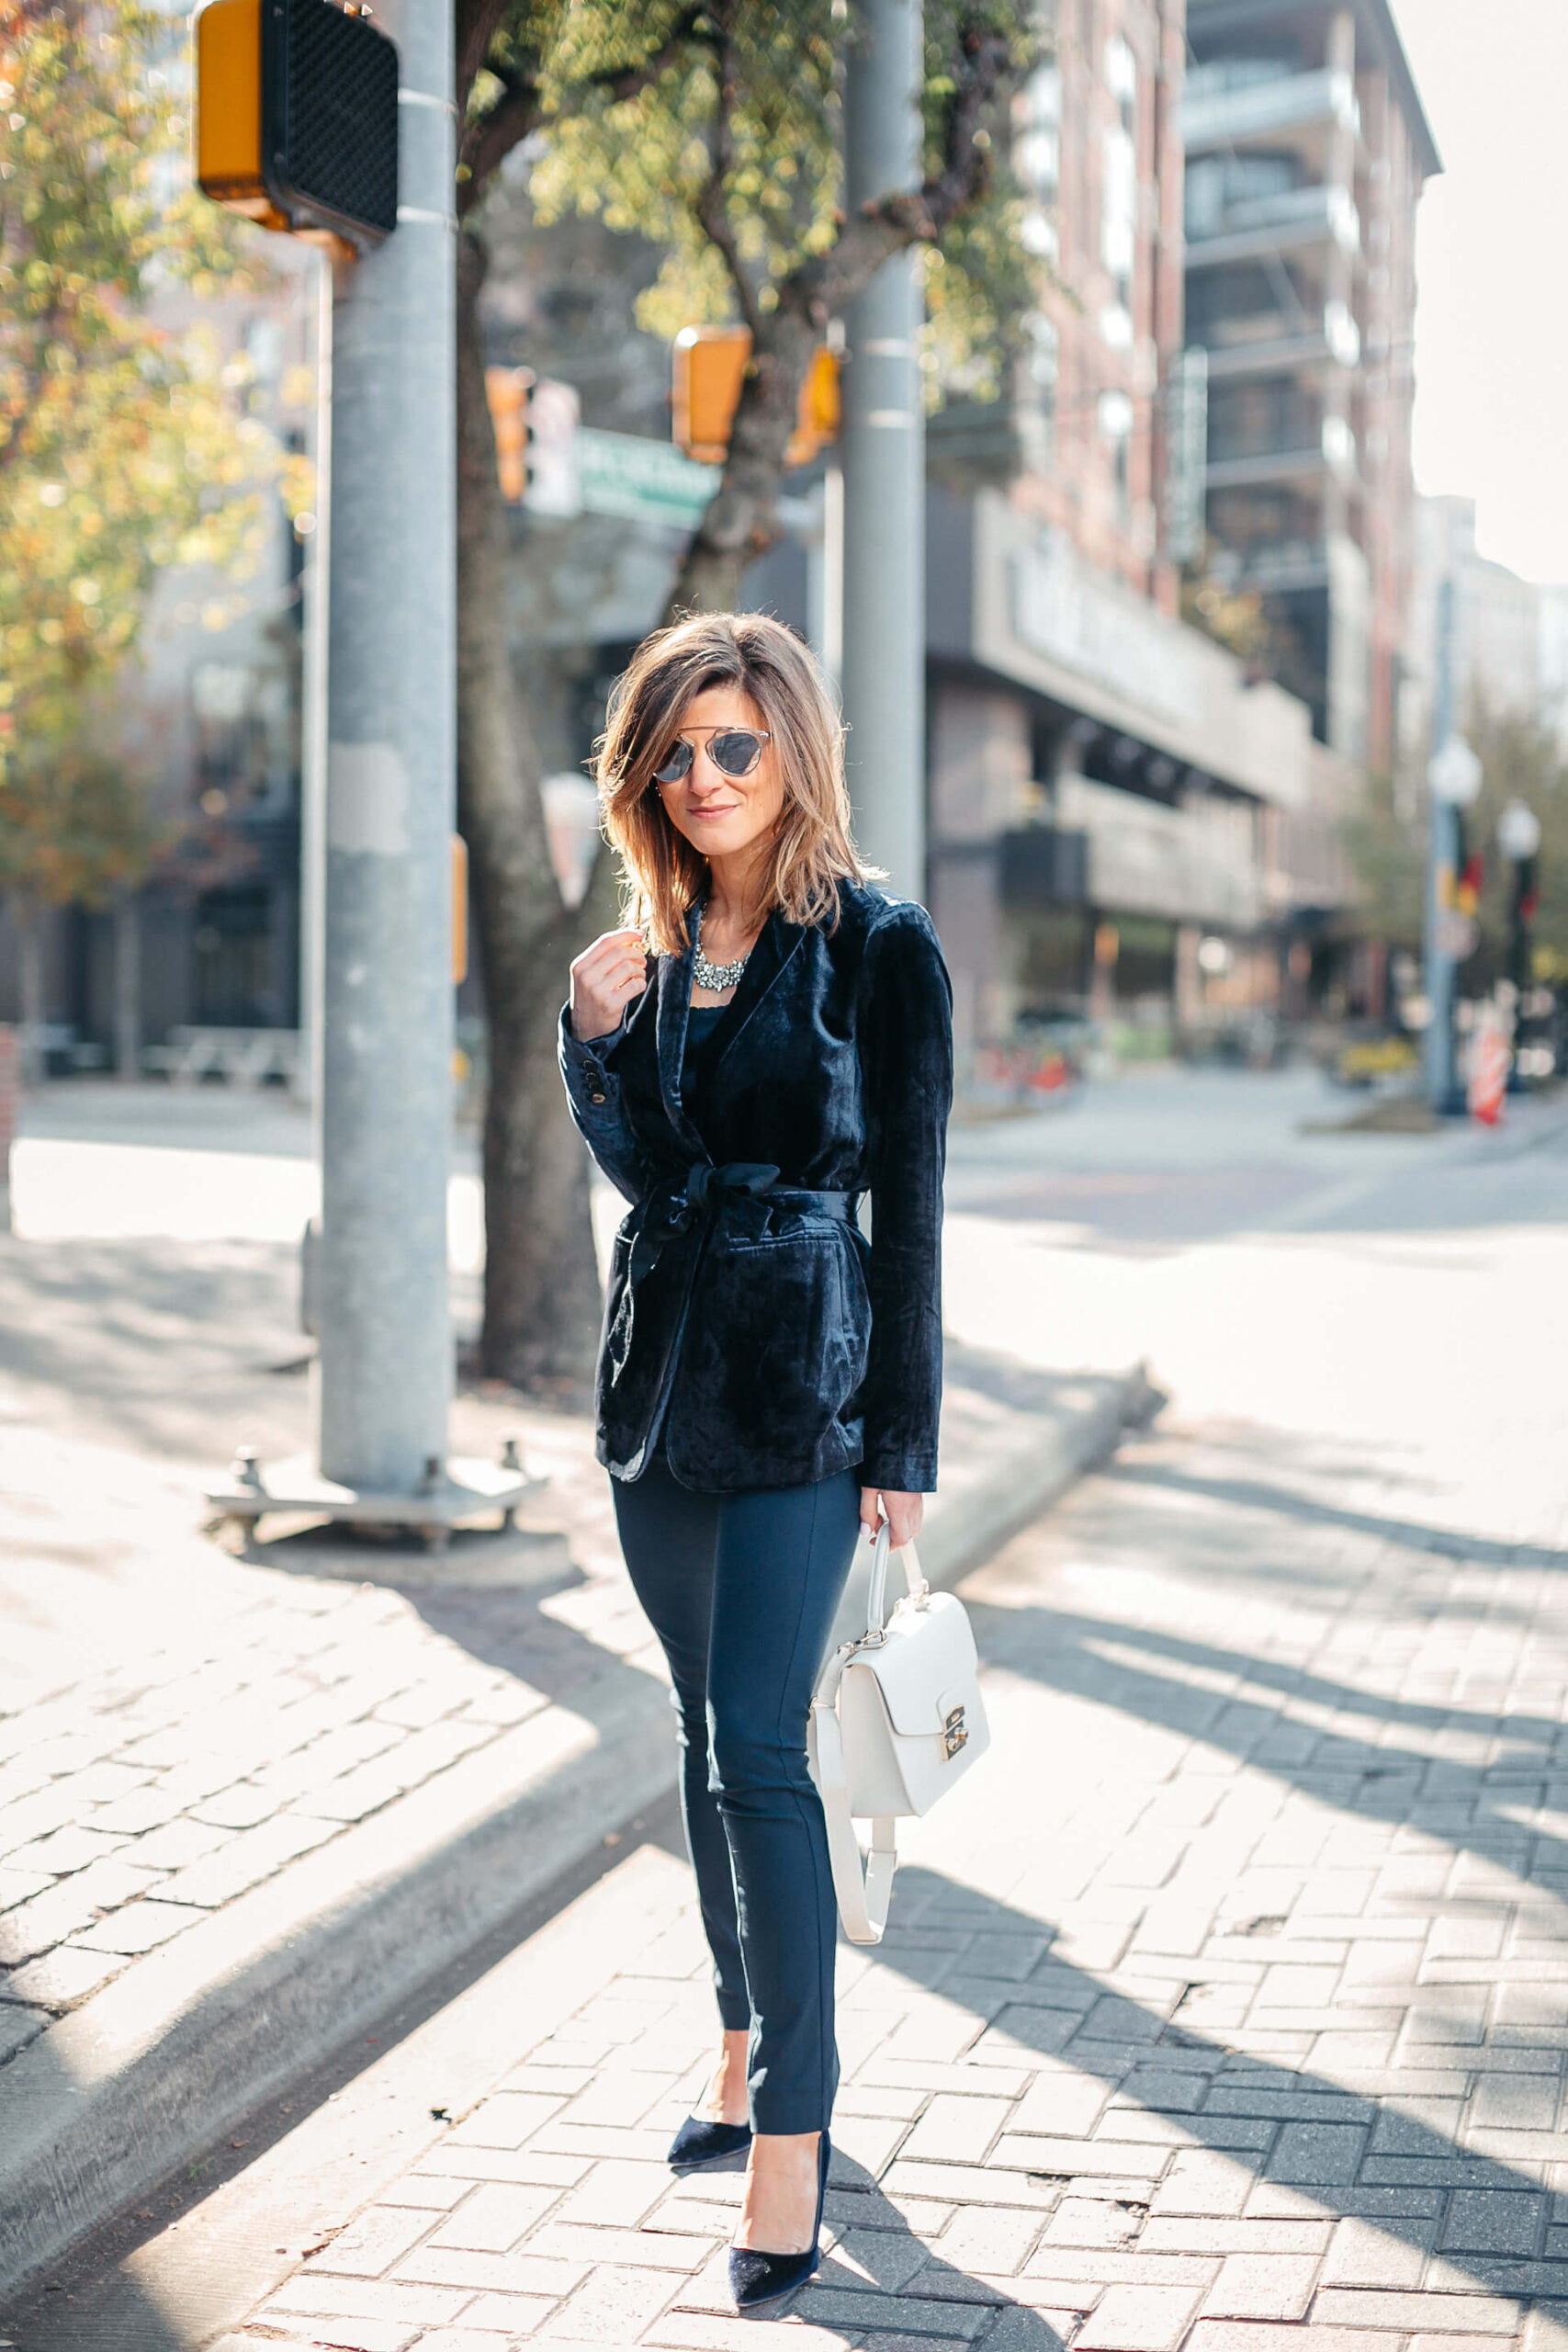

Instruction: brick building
[1182,0,1438,770]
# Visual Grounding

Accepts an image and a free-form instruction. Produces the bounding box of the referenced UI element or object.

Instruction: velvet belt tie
[626,1162,855,1293]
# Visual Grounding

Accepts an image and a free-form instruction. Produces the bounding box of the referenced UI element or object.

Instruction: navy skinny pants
[611,1447,862,2135]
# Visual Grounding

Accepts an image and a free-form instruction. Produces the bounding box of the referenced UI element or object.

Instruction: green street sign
[576,429,720,529]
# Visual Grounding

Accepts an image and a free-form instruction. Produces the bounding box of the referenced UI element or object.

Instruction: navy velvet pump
[728,2131,830,2312]
[667,2114,752,2171]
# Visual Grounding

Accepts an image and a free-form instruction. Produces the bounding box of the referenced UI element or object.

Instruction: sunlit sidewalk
[35,1390,1568,2352]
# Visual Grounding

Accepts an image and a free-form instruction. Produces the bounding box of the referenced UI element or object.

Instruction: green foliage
[527,3,842,338]
[1342,698,1568,977]
[0,732,154,908]
[0,0,278,774]
[1341,767,1425,951]
[520,0,1038,391]
[1465,698,1568,979]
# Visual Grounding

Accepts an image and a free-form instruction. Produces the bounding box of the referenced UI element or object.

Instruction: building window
[1099,389,1134,515]
[1101,36,1137,314]
[192,887,284,1029]
[1208,379,1321,464]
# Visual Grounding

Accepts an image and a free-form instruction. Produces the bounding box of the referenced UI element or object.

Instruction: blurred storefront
[926,485,1355,1079]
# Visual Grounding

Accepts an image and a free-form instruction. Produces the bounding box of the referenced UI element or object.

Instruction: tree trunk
[456,229,619,1400]
[15,904,44,1087]
[663,312,821,620]
[113,892,141,1080]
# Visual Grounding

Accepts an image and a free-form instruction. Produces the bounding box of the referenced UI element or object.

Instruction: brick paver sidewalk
[0,1408,647,2052]
[181,1404,1568,2352]
[0,1346,1114,2102]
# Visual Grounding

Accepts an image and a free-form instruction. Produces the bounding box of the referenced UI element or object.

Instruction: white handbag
[808,1519,990,1944]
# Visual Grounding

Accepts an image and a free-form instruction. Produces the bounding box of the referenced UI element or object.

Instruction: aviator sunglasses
[651,726,771,787]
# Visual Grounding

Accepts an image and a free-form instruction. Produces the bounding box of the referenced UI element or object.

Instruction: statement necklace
[692,902,756,994]
[693,939,752,992]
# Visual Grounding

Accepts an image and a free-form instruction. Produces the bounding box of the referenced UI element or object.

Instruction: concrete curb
[0,1360,1151,2304]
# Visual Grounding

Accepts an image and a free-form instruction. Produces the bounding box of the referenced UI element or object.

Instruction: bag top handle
[863,1514,931,1645]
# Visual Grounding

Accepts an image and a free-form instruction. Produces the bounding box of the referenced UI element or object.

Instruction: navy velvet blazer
[558,881,953,1494]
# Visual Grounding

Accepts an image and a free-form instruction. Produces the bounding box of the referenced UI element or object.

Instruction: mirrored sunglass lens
[652,741,694,784]
[711,731,762,776]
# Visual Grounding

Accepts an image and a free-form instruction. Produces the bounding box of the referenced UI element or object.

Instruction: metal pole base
[204,1442,540,1555]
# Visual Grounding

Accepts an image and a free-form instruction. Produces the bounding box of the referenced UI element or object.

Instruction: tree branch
[913,22,1014,234]
[780,15,1016,328]
[457,66,545,213]
[455,6,707,217]
[455,0,515,121]
[691,4,765,342]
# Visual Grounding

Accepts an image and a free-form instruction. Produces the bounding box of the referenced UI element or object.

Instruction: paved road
[11,1075,1567,2350]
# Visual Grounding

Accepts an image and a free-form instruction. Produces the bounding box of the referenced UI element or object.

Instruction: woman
[558,610,952,2311]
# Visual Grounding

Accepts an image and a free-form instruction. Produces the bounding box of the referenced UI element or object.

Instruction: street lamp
[1497,798,1542,1092]
[1429,737,1483,811]
[1424,718,1483,1117]
[1497,797,1541,863]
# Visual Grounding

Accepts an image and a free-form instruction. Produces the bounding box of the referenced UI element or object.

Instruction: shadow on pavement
[964,1581,1568,1953]
[851,1860,1565,2328]
[1110,1454,1568,1574]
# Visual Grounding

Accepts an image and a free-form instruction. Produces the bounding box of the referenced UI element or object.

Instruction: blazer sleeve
[558,1001,652,1205]
[856,902,953,1494]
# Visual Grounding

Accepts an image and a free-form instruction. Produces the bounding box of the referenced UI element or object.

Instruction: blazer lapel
[654,929,708,1159]
[712,908,807,1075]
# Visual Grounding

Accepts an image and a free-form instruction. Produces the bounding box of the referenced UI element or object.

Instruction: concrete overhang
[962,490,1348,815]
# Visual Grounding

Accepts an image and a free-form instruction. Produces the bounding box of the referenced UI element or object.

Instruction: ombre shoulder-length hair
[594,611,879,956]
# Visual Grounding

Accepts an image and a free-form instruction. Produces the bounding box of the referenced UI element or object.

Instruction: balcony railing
[1194,181,1354,243]
[1179,65,1359,155]
[1237,539,1331,592]
[1185,182,1359,259]
[1196,303,1360,379]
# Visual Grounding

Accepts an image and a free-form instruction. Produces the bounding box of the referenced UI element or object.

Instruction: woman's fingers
[860,1489,924,1547]
[864,1490,924,1549]
[570,930,649,1037]
[573,933,645,989]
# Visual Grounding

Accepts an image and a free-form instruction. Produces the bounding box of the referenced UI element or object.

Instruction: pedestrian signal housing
[672,328,840,469]
[196,0,400,249]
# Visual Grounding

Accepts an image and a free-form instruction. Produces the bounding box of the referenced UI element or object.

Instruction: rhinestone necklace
[692,904,756,993]
[693,939,752,991]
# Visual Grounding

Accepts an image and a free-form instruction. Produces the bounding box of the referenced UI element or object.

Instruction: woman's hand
[861,1488,924,1549]
[570,927,649,1043]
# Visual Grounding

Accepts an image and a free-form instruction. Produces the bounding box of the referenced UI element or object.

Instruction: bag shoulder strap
[809,1643,897,1945]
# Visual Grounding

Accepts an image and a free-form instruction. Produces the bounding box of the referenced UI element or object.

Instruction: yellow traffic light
[485,367,532,504]
[794,344,841,464]
[672,328,840,469]
[195,0,288,229]
[452,834,469,987]
[672,327,751,464]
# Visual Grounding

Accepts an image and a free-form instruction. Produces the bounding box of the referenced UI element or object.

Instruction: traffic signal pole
[316,0,455,1495]
[839,0,926,902]
[1424,575,1466,1119]
[206,0,527,1544]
